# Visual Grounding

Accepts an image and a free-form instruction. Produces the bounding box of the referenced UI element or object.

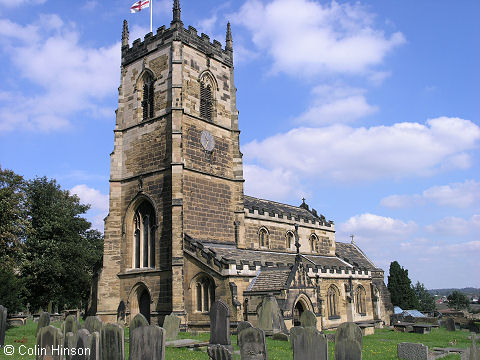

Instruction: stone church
[94,0,393,330]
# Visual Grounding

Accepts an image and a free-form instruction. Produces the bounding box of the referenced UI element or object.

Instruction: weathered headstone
[469,339,479,360]
[129,325,165,360]
[117,301,126,324]
[207,344,233,360]
[397,342,429,360]
[89,331,101,360]
[236,321,252,345]
[163,314,181,341]
[64,315,80,337]
[335,322,363,360]
[291,326,328,360]
[209,300,232,351]
[0,305,7,347]
[36,311,51,336]
[72,329,92,360]
[100,323,125,360]
[238,327,268,360]
[272,332,289,341]
[63,332,77,360]
[84,316,104,334]
[36,325,64,360]
[130,313,149,334]
[445,318,456,332]
[300,310,317,328]
[257,295,288,335]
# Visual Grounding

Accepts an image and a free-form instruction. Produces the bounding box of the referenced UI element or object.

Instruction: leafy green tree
[447,291,470,310]
[387,261,419,309]
[0,265,25,313]
[21,177,104,311]
[414,281,436,313]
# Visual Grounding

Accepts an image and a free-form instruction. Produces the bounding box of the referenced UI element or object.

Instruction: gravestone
[0,305,7,347]
[238,327,268,360]
[397,342,429,360]
[130,313,149,333]
[64,315,80,337]
[163,314,181,341]
[445,318,456,332]
[84,316,104,334]
[236,321,252,345]
[117,301,126,324]
[63,332,77,360]
[469,339,478,360]
[89,331,101,360]
[36,311,51,336]
[36,325,64,360]
[209,300,232,351]
[129,325,165,360]
[100,323,125,360]
[335,322,363,360]
[291,326,328,360]
[207,344,232,360]
[300,310,317,328]
[257,295,288,335]
[72,329,92,360]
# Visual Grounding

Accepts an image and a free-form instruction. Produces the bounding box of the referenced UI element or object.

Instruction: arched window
[194,275,215,313]
[199,73,215,121]
[355,286,366,315]
[310,234,319,253]
[132,201,156,269]
[286,231,294,250]
[142,72,154,120]
[259,227,269,248]
[327,285,340,319]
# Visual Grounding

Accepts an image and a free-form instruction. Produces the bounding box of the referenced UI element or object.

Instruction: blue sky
[0,0,478,289]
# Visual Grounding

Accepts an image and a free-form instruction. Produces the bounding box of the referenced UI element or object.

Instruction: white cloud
[243,117,480,182]
[339,213,417,240]
[381,180,480,208]
[0,15,119,132]
[70,184,109,232]
[233,0,405,77]
[0,0,45,7]
[425,214,480,236]
[296,84,378,125]
[82,1,98,11]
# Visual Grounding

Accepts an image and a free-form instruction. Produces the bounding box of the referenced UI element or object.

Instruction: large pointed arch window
[355,286,366,315]
[142,73,154,120]
[194,275,215,313]
[132,201,156,269]
[327,285,340,319]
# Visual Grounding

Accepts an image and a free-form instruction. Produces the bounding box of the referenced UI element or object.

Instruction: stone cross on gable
[350,234,355,244]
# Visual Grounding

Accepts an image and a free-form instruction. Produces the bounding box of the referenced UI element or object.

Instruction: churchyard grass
[0,322,472,360]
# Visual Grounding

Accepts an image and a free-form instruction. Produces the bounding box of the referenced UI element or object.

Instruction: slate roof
[244,195,332,226]
[247,268,292,293]
[303,254,353,269]
[335,242,377,270]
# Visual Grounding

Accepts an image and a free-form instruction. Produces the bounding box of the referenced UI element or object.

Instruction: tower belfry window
[142,75,154,120]
[200,82,213,120]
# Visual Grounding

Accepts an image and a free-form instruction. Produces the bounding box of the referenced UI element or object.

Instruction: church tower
[96,0,244,325]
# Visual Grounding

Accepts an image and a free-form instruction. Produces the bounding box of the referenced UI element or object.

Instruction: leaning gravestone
[0,305,7,347]
[36,311,51,336]
[63,332,77,360]
[89,331,101,360]
[163,314,181,341]
[84,316,104,334]
[236,321,252,345]
[100,323,125,360]
[207,344,232,360]
[129,325,165,360]
[445,318,456,332]
[291,326,328,360]
[73,329,92,360]
[209,300,232,351]
[36,325,64,360]
[397,342,428,360]
[257,295,288,335]
[238,327,268,360]
[300,310,317,328]
[130,313,149,334]
[64,315,80,337]
[335,322,363,360]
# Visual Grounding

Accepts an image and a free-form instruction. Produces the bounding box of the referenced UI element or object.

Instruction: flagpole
[150,0,153,32]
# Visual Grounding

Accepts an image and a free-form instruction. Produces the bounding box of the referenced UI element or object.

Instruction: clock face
[200,130,215,151]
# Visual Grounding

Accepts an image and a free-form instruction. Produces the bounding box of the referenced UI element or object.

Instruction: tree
[387,261,419,309]
[414,281,436,313]
[21,177,104,311]
[447,291,470,310]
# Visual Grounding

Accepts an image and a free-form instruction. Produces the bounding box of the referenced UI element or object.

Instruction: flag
[130,0,150,13]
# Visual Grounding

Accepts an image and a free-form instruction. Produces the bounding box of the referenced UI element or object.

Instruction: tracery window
[142,73,154,120]
[194,276,215,313]
[199,73,215,121]
[310,234,319,253]
[355,286,366,315]
[259,227,269,248]
[327,285,340,319]
[132,201,156,269]
[286,231,294,250]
